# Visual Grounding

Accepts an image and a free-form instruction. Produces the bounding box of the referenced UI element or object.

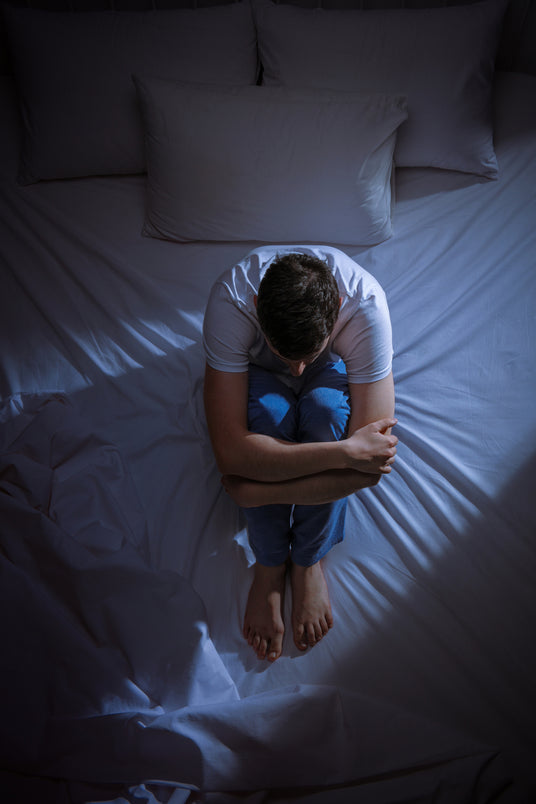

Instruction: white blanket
[0,72,535,803]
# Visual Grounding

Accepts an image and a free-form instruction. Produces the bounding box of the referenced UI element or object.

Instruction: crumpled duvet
[0,395,523,802]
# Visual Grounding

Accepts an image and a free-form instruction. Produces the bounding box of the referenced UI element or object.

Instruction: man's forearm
[204,366,397,482]
[222,467,382,508]
[205,366,342,481]
[216,420,397,482]
[227,433,344,482]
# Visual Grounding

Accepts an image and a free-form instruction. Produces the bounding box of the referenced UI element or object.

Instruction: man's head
[256,253,340,363]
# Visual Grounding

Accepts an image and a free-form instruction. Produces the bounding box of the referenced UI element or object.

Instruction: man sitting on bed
[203,245,397,662]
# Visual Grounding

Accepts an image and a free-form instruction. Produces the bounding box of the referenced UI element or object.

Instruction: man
[203,246,397,663]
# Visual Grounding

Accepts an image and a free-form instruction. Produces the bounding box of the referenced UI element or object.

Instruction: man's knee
[247,365,297,440]
[248,392,297,440]
[298,386,350,442]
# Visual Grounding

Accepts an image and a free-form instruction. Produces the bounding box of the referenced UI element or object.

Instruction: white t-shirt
[203,245,393,385]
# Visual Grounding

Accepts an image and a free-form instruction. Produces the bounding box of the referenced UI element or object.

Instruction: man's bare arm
[347,372,395,435]
[204,365,397,485]
[219,372,397,506]
[204,365,340,480]
[221,464,386,508]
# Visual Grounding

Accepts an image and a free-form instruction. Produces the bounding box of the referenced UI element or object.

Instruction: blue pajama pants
[244,360,351,567]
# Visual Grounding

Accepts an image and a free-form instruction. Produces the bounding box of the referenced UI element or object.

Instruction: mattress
[0,70,535,803]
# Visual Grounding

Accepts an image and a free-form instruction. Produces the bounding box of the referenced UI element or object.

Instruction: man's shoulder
[210,245,375,304]
[223,245,361,282]
[211,246,278,299]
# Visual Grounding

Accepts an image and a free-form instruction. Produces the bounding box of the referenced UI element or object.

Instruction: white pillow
[254,0,507,177]
[4,4,258,183]
[134,77,408,245]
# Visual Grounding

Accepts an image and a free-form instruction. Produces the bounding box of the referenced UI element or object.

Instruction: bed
[1,0,535,802]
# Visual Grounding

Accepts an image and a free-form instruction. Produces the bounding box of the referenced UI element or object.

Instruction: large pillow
[4,4,258,183]
[134,77,407,245]
[254,0,507,177]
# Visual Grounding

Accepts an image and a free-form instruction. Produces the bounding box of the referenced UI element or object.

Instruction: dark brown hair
[256,253,340,359]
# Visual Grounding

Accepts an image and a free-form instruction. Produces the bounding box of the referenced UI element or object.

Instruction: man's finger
[375,417,398,433]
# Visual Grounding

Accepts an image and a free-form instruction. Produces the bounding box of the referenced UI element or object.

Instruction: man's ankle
[255,561,287,577]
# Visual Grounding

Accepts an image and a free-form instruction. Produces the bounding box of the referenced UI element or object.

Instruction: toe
[306,623,317,646]
[267,630,284,662]
[294,623,308,651]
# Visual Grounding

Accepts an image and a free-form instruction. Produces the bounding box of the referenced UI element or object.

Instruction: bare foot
[243,563,286,662]
[291,561,333,651]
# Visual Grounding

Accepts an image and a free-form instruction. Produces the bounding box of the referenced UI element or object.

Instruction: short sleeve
[333,287,393,384]
[202,281,258,373]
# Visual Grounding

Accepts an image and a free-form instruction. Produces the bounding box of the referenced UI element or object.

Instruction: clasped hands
[220,418,398,507]
[342,417,398,474]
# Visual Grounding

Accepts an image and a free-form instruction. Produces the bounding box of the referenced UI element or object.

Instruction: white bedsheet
[1,72,535,803]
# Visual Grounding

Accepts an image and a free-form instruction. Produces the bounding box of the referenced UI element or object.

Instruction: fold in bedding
[0,396,520,802]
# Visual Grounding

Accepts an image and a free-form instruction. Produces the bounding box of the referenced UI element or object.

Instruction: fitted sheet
[0,71,535,803]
